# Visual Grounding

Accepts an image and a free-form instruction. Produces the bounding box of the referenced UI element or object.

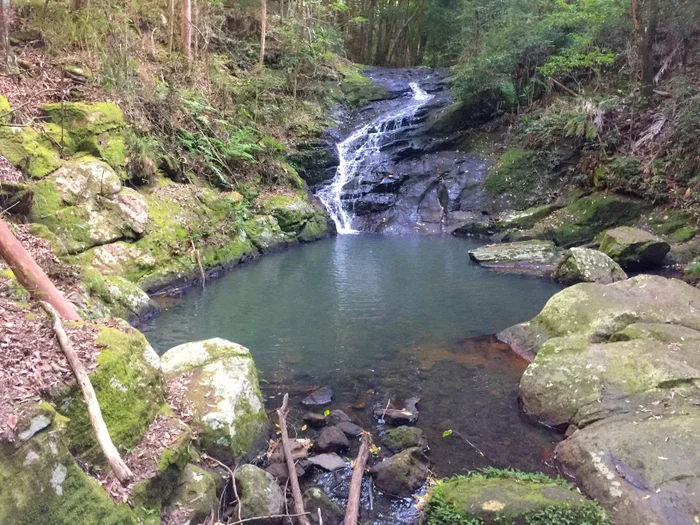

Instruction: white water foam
[317,82,434,234]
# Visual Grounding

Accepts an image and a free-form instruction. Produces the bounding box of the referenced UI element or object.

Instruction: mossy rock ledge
[498,274,700,525]
[597,226,671,270]
[160,338,270,462]
[468,240,564,277]
[553,247,627,285]
[425,472,609,525]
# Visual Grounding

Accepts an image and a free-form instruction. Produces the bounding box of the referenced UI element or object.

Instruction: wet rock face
[469,240,564,277]
[314,426,349,454]
[313,68,500,234]
[501,275,700,524]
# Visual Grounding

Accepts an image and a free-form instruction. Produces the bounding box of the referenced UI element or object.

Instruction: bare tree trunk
[365,0,376,64]
[640,0,658,100]
[42,302,132,485]
[0,218,81,321]
[259,0,267,66]
[385,0,423,66]
[181,0,192,59]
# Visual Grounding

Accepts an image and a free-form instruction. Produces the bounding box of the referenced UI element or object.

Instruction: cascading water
[317,82,433,234]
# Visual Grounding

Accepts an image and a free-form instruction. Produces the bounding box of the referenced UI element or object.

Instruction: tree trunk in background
[385,0,422,66]
[374,14,385,64]
[0,0,9,67]
[640,0,659,99]
[71,0,84,10]
[181,0,192,59]
[0,219,81,321]
[259,0,267,65]
[365,0,376,64]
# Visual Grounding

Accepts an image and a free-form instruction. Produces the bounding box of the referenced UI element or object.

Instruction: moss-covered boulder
[0,94,11,124]
[0,125,62,178]
[41,102,125,152]
[244,215,289,253]
[597,226,671,270]
[32,159,148,254]
[81,268,158,321]
[469,240,564,277]
[303,487,344,525]
[527,194,648,246]
[340,70,387,107]
[496,204,562,231]
[425,470,608,525]
[0,403,137,524]
[553,247,627,285]
[234,464,285,525]
[381,426,429,452]
[162,464,218,524]
[160,338,270,462]
[261,194,317,232]
[52,325,164,463]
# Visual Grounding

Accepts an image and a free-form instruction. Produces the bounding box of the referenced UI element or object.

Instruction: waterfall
[318,82,434,234]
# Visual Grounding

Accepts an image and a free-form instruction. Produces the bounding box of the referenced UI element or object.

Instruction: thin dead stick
[453,430,489,461]
[228,512,311,525]
[276,393,311,525]
[548,77,578,98]
[190,239,205,290]
[40,301,132,484]
[201,453,237,522]
[344,431,370,525]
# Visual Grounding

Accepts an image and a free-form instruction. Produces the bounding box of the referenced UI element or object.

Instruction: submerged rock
[265,461,305,481]
[307,453,348,471]
[314,426,349,453]
[160,338,270,462]
[303,412,328,427]
[336,421,363,437]
[469,240,564,277]
[425,472,606,524]
[234,465,285,525]
[553,247,627,285]
[597,226,670,270]
[375,397,420,425]
[303,487,344,525]
[381,426,429,452]
[370,447,429,497]
[302,386,333,406]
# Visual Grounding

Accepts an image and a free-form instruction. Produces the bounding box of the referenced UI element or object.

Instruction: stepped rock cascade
[318,82,433,233]
[312,68,500,235]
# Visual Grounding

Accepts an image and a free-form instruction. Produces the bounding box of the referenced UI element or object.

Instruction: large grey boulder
[162,464,218,525]
[597,226,670,270]
[160,338,270,462]
[234,465,285,525]
[469,240,564,277]
[303,487,344,525]
[553,247,627,285]
[500,275,700,524]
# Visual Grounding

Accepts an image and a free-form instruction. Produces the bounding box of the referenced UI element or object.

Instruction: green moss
[425,469,609,525]
[53,325,164,464]
[41,102,125,142]
[0,404,137,524]
[297,213,328,242]
[0,94,11,124]
[339,67,387,107]
[78,132,128,169]
[484,148,534,197]
[261,194,315,231]
[0,125,62,178]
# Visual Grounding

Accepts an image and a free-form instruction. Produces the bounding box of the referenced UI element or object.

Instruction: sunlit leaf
[442,429,453,437]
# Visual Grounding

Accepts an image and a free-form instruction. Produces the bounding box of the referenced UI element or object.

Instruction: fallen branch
[41,302,132,484]
[276,393,310,525]
[0,218,81,321]
[201,453,236,522]
[344,431,371,525]
[228,512,311,525]
[548,77,579,98]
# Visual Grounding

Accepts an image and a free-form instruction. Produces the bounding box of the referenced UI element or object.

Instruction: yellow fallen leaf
[402,411,413,416]
[301,425,308,431]
[370,444,379,455]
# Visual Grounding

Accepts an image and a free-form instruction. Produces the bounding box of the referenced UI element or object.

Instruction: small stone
[330,409,351,422]
[370,447,429,497]
[265,462,305,481]
[303,487,344,525]
[336,421,364,437]
[302,386,333,406]
[307,453,348,471]
[303,412,328,428]
[315,426,349,454]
